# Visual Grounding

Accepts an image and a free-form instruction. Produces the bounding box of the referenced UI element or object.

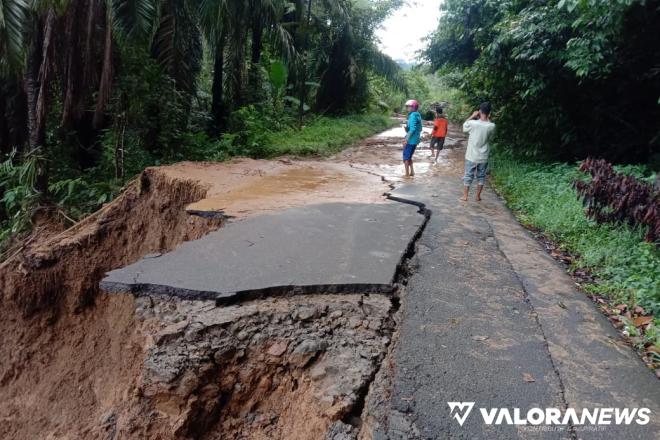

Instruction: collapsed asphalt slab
[101,202,427,303]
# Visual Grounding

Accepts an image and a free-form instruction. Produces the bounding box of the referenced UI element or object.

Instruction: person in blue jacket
[403,99,422,177]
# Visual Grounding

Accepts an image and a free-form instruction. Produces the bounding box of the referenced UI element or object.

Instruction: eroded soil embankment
[0,168,223,439]
[0,154,399,439]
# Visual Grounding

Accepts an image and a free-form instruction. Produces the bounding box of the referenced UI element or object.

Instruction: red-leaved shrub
[574,158,659,244]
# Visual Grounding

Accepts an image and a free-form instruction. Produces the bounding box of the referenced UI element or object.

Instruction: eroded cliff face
[0,152,412,440]
[120,294,394,440]
[0,168,224,439]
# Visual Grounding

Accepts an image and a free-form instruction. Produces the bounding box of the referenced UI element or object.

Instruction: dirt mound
[1,168,223,318]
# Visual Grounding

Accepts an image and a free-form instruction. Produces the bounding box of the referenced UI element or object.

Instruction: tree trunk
[298,0,312,127]
[0,90,7,156]
[25,9,56,194]
[61,0,82,129]
[211,30,227,132]
[248,16,263,103]
[94,10,113,129]
[26,31,43,154]
[1,80,29,156]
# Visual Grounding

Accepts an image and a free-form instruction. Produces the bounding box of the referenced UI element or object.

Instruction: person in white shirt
[461,102,496,202]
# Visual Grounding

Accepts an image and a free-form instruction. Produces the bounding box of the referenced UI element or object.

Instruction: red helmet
[405,99,419,111]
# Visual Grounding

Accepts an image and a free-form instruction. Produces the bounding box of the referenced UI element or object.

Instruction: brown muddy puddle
[173,161,388,218]
[187,168,349,214]
[340,125,466,184]
[163,123,467,219]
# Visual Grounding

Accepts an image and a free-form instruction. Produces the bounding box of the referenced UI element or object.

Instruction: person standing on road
[403,99,422,177]
[461,102,495,202]
[430,107,448,163]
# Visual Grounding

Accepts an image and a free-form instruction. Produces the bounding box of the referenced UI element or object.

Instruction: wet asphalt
[369,181,660,440]
[99,129,660,439]
[101,202,425,302]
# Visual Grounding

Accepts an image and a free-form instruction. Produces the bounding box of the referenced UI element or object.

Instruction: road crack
[486,219,578,440]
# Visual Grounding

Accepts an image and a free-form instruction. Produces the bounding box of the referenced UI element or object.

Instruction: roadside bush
[490,150,660,316]
[575,158,659,243]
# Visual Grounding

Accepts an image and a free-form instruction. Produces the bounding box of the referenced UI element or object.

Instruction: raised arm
[463,110,480,132]
[465,110,479,124]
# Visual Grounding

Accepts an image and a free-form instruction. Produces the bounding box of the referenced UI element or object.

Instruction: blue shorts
[403,143,417,161]
[463,160,488,186]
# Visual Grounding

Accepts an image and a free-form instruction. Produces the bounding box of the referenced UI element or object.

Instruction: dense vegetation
[424,0,659,348]
[425,0,660,164]
[0,0,407,250]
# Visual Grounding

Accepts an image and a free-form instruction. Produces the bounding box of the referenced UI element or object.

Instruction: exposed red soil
[0,152,394,439]
[0,168,223,439]
[162,158,389,218]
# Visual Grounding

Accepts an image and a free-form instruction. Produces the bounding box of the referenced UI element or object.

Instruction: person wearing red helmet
[403,99,422,177]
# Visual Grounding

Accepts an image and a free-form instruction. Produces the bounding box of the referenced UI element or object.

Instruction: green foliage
[223,105,273,158]
[313,0,405,114]
[264,114,396,157]
[98,45,193,173]
[490,150,660,317]
[425,0,660,163]
[0,148,119,251]
[367,73,405,113]
[382,67,473,123]
[111,0,159,42]
[268,60,288,89]
[0,151,39,243]
[0,0,29,75]
[0,0,408,248]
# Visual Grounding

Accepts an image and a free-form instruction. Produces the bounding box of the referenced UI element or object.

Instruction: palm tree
[199,0,294,130]
[246,0,295,102]
[198,0,231,129]
[0,0,29,156]
[0,0,163,190]
[0,0,29,76]
[313,0,405,114]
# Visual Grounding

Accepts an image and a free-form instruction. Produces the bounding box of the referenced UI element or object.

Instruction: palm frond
[0,0,29,76]
[368,47,406,91]
[152,0,203,96]
[111,0,159,42]
[198,0,227,45]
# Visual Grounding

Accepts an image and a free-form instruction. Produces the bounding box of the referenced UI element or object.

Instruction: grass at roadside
[489,150,660,359]
[263,114,397,157]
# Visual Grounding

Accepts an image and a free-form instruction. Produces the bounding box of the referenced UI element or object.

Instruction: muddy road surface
[1,121,658,440]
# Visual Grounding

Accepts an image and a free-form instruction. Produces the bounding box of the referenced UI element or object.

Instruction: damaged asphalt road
[101,202,426,303]
[97,137,660,439]
[364,182,660,440]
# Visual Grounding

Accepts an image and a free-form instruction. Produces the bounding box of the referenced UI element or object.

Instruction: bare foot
[459,197,468,202]
[410,172,415,177]
[475,196,482,202]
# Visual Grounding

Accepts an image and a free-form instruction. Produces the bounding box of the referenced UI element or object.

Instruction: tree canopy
[424,0,660,163]
[0,0,407,244]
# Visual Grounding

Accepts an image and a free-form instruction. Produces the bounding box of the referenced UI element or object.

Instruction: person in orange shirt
[430,107,448,162]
